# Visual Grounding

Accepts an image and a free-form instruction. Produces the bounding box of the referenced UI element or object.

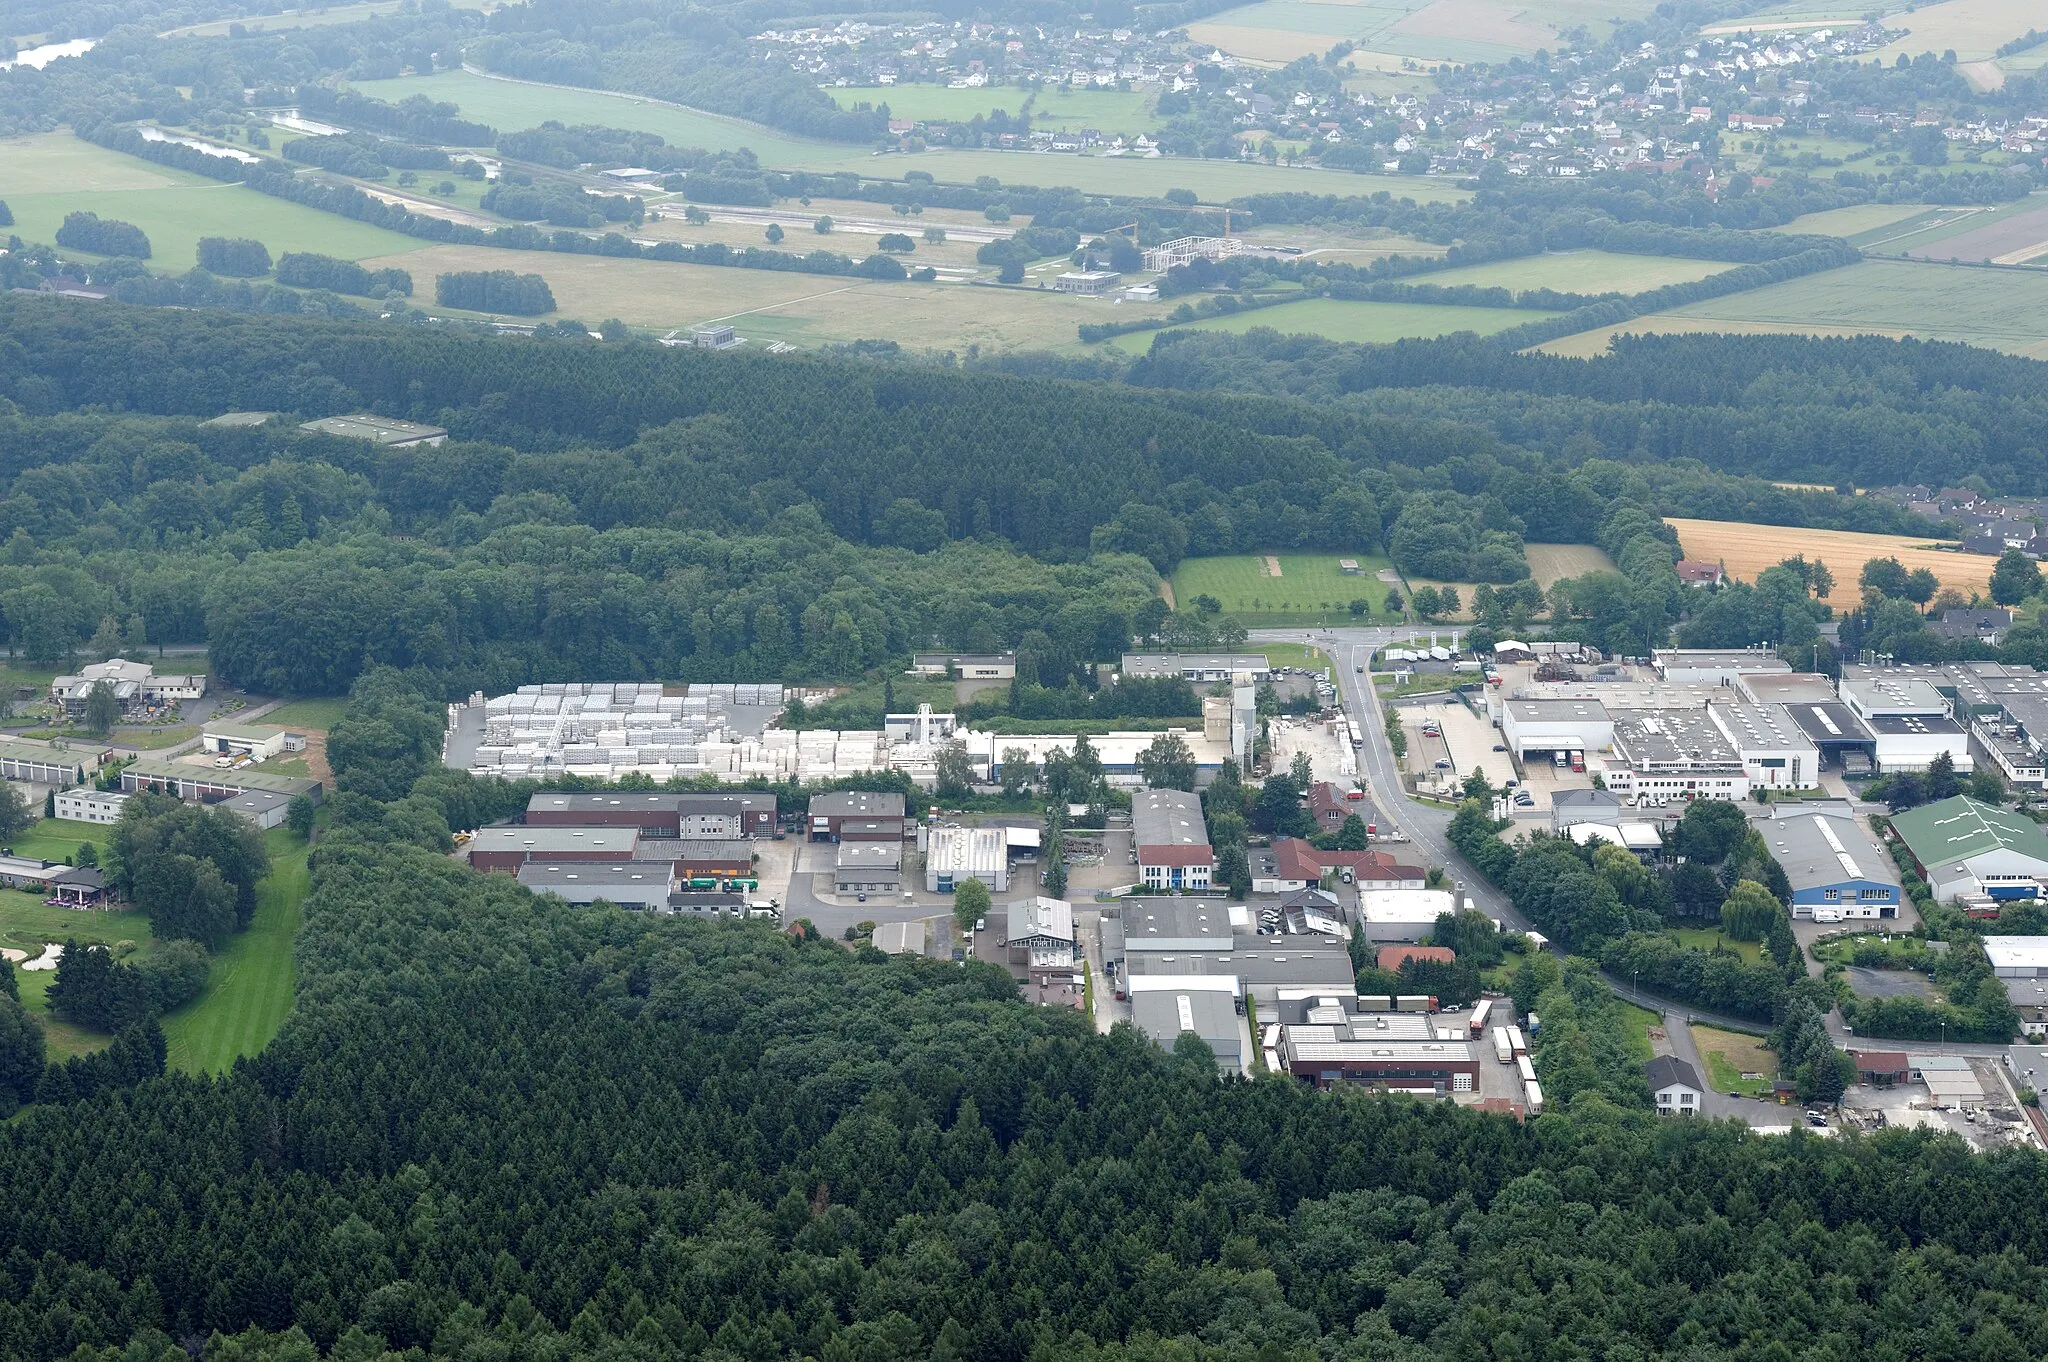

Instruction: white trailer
[1515,1055,1537,1084]
[1524,1079,1544,1114]
[1507,1025,1528,1056]
[1492,1026,1513,1064]
[1468,998,1493,1038]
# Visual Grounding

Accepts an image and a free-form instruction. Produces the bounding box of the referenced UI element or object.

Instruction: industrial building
[1274,999,1480,1093]
[1651,649,1792,686]
[1781,700,1879,774]
[1605,708,1749,803]
[1752,802,1900,920]
[201,723,288,761]
[1131,988,1245,1073]
[449,682,790,782]
[1550,788,1623,830]
[924,825,1008,893]
[54,788,129,824]
[1561,822,1664,857]
[468,826,641,873]
[1709,700,1818,790]
[121,756,322,808]
[297,413,448,446]
[1006,896,1076,967]
[223,789,295,829]
[1840,675,1974,774]
[1500,699,1613,763]
[527,791,775,838]
[1120,653,1268,683]
[978,729,1232,788]
[1053,269,1122,294]
[1133,789,1213,890]
[1359,888,1459,943]
[1115,896,1240,955]
[808,791,908,841]
[910,653,1016,679]
[516,861,679,910]
[834,842,903,895]
[49,659,206,717]
[0,738,100,789]
[1889,795,2048,902]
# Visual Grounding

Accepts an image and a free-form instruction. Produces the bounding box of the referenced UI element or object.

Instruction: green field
[260,697,350,731]
[1758,202,1944,241]
[1667,926,1763,963]
[161,0,492,38]
[0,889,154,1061]
[162,828,308,1074]
[1172,553,1398,623]
[1414,250,1736,297]
[345,70,1465,205]
[1112,298,1546,352]
[0,134,422,273]
[827,84,1156,132]
[1616,1001,1661,1063]
[7,818,102,865]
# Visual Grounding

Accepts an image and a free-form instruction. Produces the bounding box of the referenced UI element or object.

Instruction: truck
[1515,1055,1537,1084]
[1570,750,1585,774]
[1468,998,1493,1039]
[1506,1025,1528,1056]
[1396,994,1436,1013]
[1492,1027,1513,1065]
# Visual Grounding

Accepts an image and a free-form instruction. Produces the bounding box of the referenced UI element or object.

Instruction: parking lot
[1269,714,1356,787]
[1399,699,1500,786]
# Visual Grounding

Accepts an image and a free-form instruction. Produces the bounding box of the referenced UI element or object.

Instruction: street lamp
[1941,1019,1947,1049]
[1632,970,1639,1002]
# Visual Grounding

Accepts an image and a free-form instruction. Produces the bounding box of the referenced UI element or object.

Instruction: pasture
[1170,553,1398,622]
[1536,259,2048,360]
[1524,543,1618,588]
[827,85,1155,132]
[0,134,422,273]
[162,829,309,1074]
[345,70,1466,205]
[1868,0,2039,63]
[1664,517,1996,596]
[1109,297,1548,352]
[362,242,1173,349]
[1414,250,1735,297]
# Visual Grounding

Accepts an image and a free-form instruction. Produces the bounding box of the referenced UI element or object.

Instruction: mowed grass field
[1536,259,2048,360]
[1524,543,1618,588]
[1666,517,1996,596]
[162,829,309,1074]
[1415,250,1735,297]
[1171,553,1397,621]
[827,85,1155,132]
[0,133,422,273]
[1110,298,1548,352]
[1868,0,2039,62]
[1190,0,1648,65]
[1757,202,1945,241]
[1691,1024,1776,1097]
[260,697,350,731]
[361,242,1172,348]
[346,70,1465,205]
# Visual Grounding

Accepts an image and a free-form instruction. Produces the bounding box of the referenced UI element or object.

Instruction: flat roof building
[1709,700,1819,791]
[1277,1033,1479,1093]
[1131,988,1245,1073]
[1121,653,1268,683]
[872,921,927,955]
[121,756,321,807]
[516,860,678,910]
[1359,888,1458,943]
[910,653,1015,679]
[1651,649,1792,686]
[1133,788,1213,891]
[835,841,903,895]
[1782,701,1879,773]
[298,413,448,446]
[0,738,101,789]
[54,788,129,825]
[526,791,775,838]
[1735,673,1842,707]
[202,723,288,761]
[809,790,908,841]
[1116,897,1241,955]
[1501,699,1612,760]
[1751,802,1901,919]
[469,825,640,872]
[1606,708,1748,803]
[1053,269,1123,294]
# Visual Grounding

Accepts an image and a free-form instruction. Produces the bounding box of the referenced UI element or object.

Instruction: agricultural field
[1190,0,1657,66]
[1245,227,1448,264]
[359,242,1172,348]
[1109,297,1548,352]
[162,829,308,1074]
[1170,553,1398,622]
[637,213,995,274]
[345,70,1466,205]
[1414,250,1736,297]
[160,0,493,38]
[1757,202,1946,242]
[1537,259,2048,360]
[1665,517,1997,596]
[1691,1024,1777,1097]
[0,133,423,273]
[1900,197,2048,265]
[1524,543,1618,588]
[1867,0,2040,64]
[826,85,1155,133]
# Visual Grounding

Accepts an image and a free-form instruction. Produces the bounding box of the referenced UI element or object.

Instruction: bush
[55,211,150,259]
[435,270,556,315]
[196,237,273,277]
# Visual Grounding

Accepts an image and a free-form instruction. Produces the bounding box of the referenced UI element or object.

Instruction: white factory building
[1359,888,1460,943]
[1839,676,1973,774]
[1500,699,1613,762]
[1651,649,1793,686]
[1708,699,1818,791]
[1604,708,1750,803]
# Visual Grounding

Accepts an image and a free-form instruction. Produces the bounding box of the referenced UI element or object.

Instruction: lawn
[161,828,309,1074]
[0,891,153,1062]
[344,70,1465,206]
[1616,1001,1661,1063]
[827,85,1157,133]
[1259,642,1337,677]
[260,697,350,731]
[1691,1023,1777,1097]
[0,135,423,273]
[8,818,103,865]
[1524,543,1618,588]
[1172,553,1399,624]
[1111,298,1547,353]
[1668,925,1763,963]
[1412,250,1736,297]
[1536,258,2048,361]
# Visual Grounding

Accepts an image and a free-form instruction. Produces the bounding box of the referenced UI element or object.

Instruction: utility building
[1751,802,1901,920]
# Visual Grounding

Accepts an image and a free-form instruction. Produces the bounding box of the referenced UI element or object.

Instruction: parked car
[1434,759,1452,769]
[1492,743,1507,752]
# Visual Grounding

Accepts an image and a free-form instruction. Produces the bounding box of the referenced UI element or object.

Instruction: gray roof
[1119,897,1238,951]
[471,826,640,856]
[835,841,902,869]
[1132,789,1209,850]
[516,860,677,896]
[809,790,907,818]
[1121,652,1268,677]
[1753,805,1898,894]
[1610,708,1740,767]
[1131,989,1242,1054]
[1783,701,1875,746]
[1006,895,1074,945]
[527,791,772,815]
[1645,1055,1701,1092]
[1710,700,1817,755]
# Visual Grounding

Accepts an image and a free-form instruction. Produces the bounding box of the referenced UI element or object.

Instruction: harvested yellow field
[1667,518,1996,596]
[1525,543,1618,587]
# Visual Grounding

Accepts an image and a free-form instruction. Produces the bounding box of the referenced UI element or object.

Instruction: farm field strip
[1171,553,1397,620]
[1109,297,1549,352]
[1666,517,1996,595]
[1758,202,1939,240]
[1868,0,2040,63]
[825,85,1154,130]
[1409,249,1735,295]
[1524,543,1618,588]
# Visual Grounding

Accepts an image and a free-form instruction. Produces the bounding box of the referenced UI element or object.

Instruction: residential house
[1646,1055,1704,1115]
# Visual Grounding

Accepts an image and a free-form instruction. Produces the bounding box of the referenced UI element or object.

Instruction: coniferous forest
[6,296,2048,1360]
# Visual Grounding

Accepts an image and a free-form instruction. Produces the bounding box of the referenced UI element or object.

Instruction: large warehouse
[1751,802,1901,919]
[1890,795,2048,901]
[1500,699,1612,762]
[1359,888,1459,943]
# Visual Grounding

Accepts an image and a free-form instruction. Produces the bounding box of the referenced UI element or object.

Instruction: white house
[1646,1055,1703,1116]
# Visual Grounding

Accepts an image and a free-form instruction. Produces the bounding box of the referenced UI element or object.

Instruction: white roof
[1564,822,1662,850]
[1984,936,2048,971]
[1359,889,1456,923]
[1126,974,1239,993]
